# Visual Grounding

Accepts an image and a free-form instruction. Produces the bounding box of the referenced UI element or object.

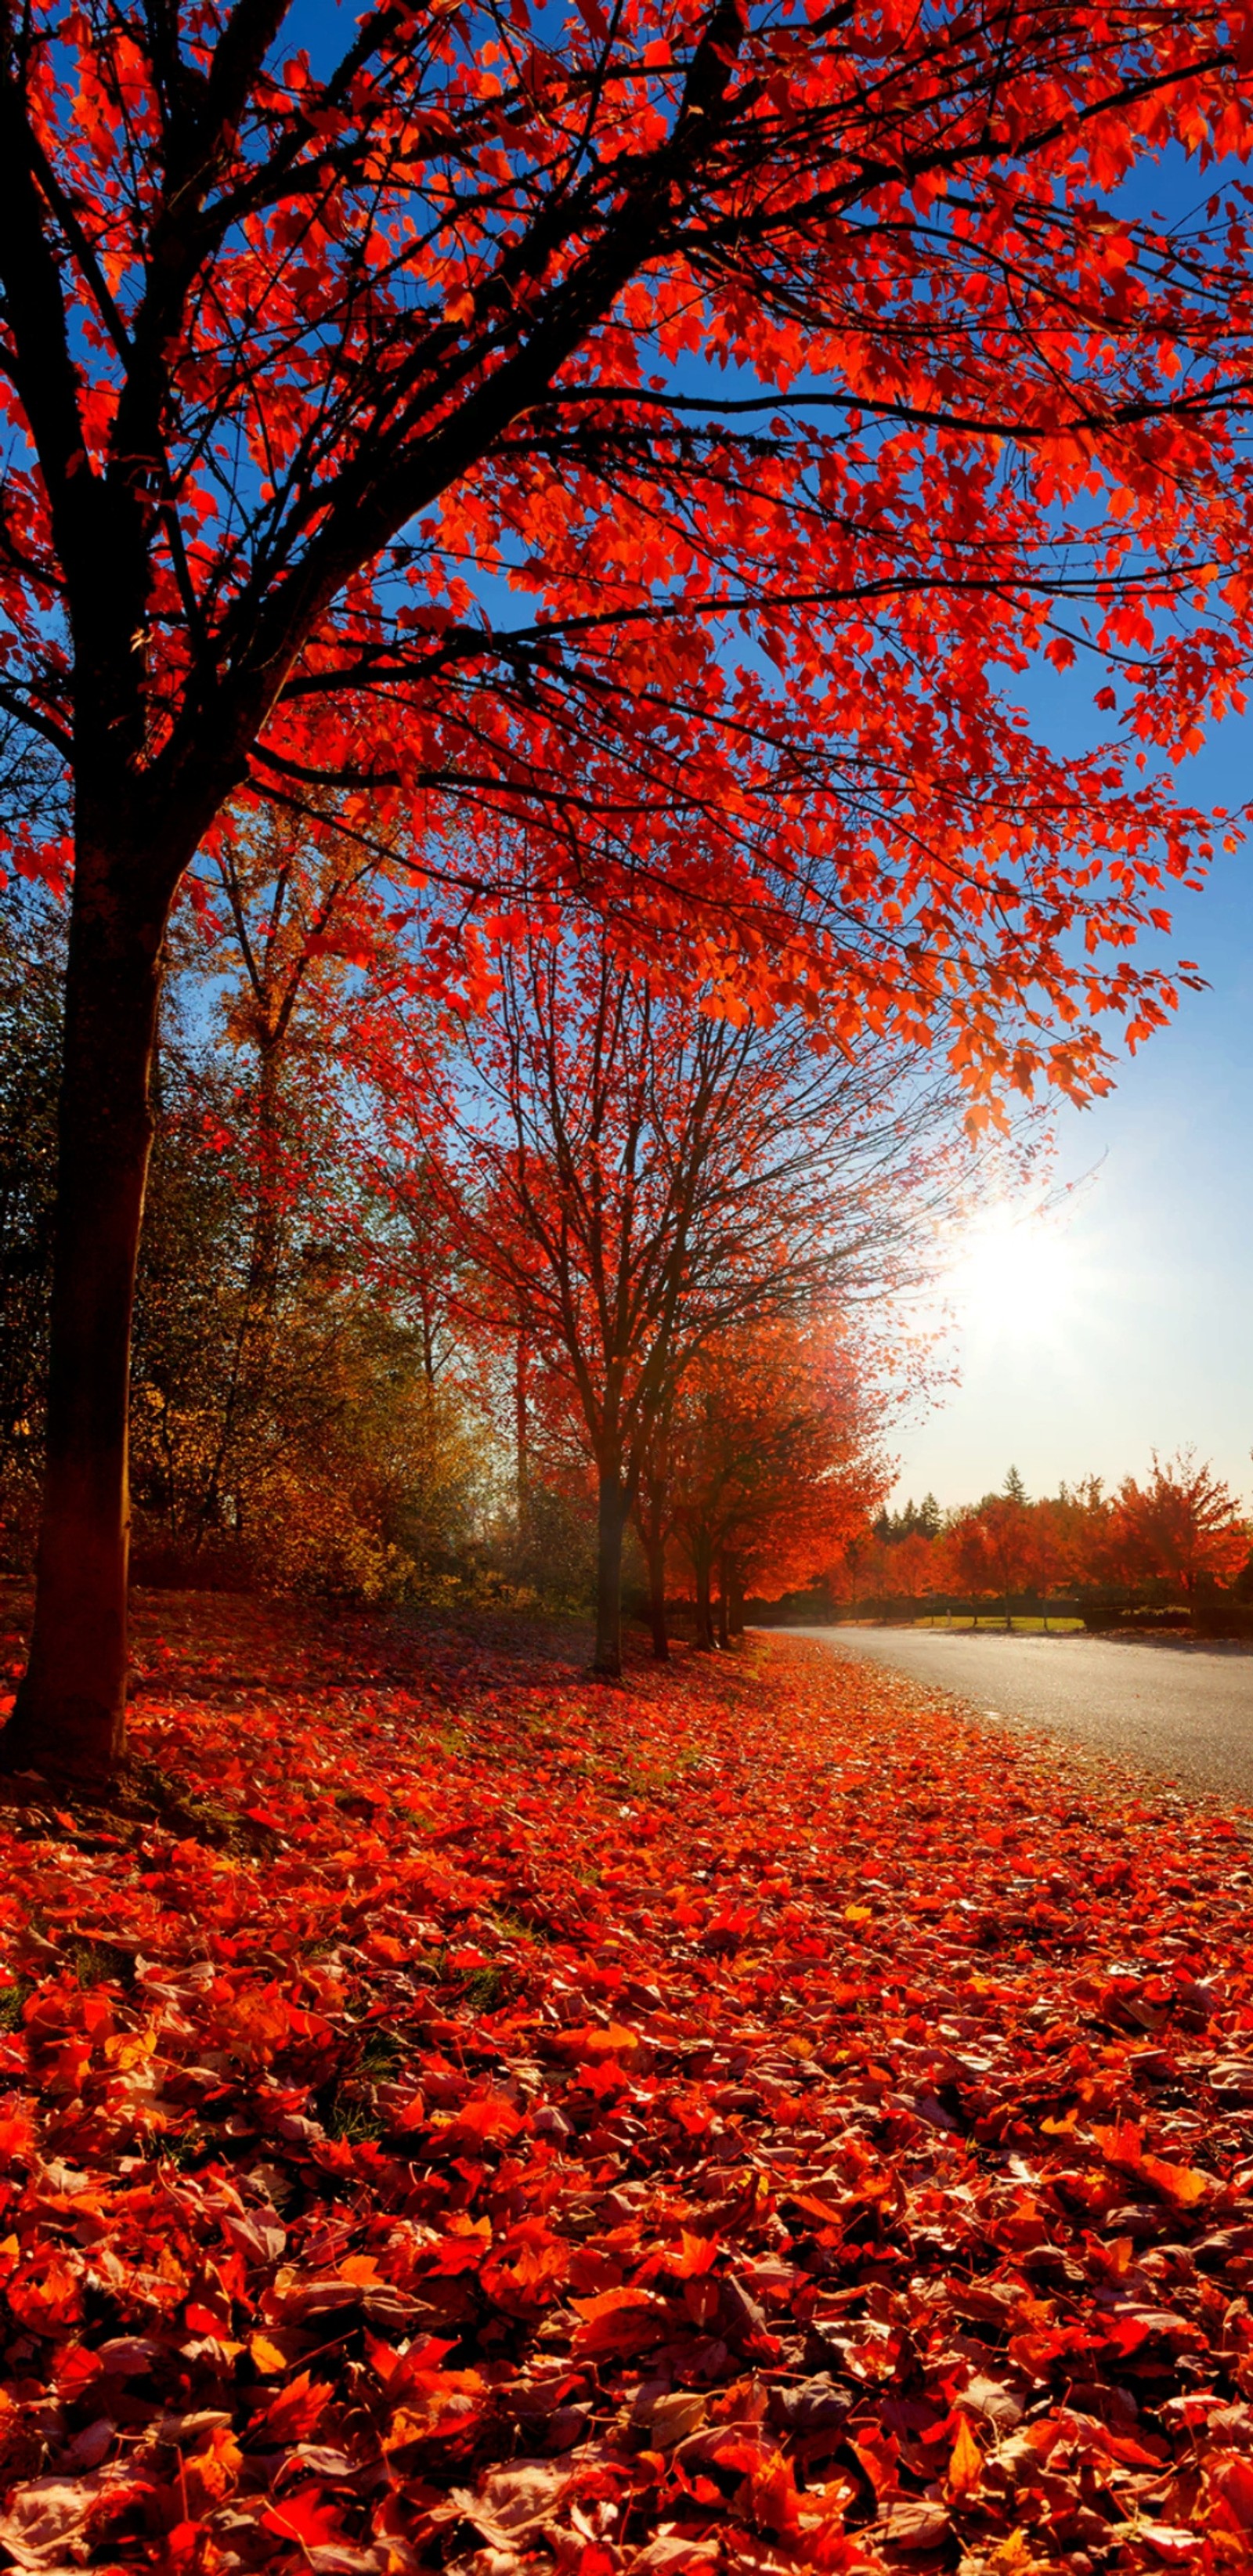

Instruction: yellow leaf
[183,2426,242,2513]
[249,2333,289,2375]
[105,2025,157,2071]
[948,2414,984,2497]
[1141,2151,1209,2206]
[988,2538,1043,2575]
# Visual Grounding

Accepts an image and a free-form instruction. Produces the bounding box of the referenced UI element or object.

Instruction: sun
[952,1207,1083,1343]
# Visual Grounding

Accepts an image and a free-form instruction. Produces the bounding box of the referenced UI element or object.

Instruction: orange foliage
[1110,1449,1248,1593]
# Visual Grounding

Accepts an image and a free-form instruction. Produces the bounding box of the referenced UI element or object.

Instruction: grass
[908,1613,1085,1632]
[64,1935,136,1986]
[0,1976,30,2031]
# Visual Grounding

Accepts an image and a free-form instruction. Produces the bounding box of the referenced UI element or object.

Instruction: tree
[2,0,1251,1774]
[132,995,489,1596]
[889,1529,941,1606]
[868,1490,944,1606]
[670,1324,886,1648]
[636,1400,680,1664]
[0,907,488,1595]
[0,899,63,1556]
[1110,1450,1248,1595]
[941,1494,1038,1626]
[395,919,951,1672]
[177,815,367,1540]
[1037,1477,1114,1595]
[873,1494,941,1546]
[1022,1500,1073,1625]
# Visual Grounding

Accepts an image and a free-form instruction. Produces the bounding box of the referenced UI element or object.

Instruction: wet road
[775,1624,1253,1802]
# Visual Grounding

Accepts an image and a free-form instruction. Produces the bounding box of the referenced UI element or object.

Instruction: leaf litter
[1,1593,1253,2574]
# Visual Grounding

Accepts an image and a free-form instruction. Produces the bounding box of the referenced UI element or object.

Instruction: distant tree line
[825,1457,1250,1614]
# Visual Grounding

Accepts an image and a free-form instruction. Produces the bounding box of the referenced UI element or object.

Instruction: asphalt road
[776,1624,1253,1802]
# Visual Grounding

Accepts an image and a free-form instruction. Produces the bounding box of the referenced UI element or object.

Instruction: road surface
[775,1624,1253,1801]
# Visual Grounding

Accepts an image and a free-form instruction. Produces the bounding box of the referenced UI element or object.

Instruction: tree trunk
[197,1033,283,1541]
[693,1538,715,1650]
[515,1328,529,1513]
[251,1035,283,1317]
[717,1556,731,1648]
[728,1566,745,1639]
[634,1445,670,1663]
[593,1465,630,1677]
[2,841,172,1786]
[645,1530,669,1660]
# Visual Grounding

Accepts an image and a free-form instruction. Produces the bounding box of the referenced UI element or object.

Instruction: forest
[831,1461,1253,1620]
[1,887,1246,1652]
[0,858,948,1664]
[5,0,1253,2568]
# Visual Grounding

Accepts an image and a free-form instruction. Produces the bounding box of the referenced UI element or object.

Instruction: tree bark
[728,1566,745,1639]
[251,1036,283,1317]
[593,1465,630,1677]
[645,1530,669,1660]
[515,1328,529,1512]
[634,1460,670,1662]
[1,839,172,1786]
[693,1537,715,1650]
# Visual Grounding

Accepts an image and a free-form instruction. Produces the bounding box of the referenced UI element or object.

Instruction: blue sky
[890,698,1253,1515]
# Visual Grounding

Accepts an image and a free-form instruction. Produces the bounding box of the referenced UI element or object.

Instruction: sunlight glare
[953,1208,1083,1345]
